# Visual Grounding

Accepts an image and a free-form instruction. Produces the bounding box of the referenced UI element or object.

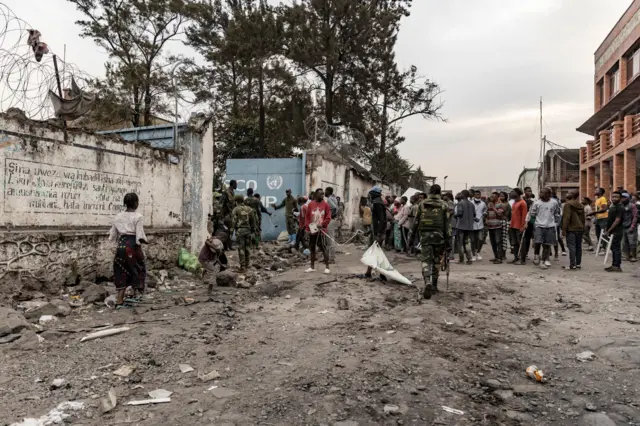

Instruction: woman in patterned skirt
[108,193,147,306]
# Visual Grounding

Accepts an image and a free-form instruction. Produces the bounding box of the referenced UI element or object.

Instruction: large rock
[82,284,108,304]
[0,307,30,338]
[579,413,616,426]
[216,270,238,287]
[24,299,71,321]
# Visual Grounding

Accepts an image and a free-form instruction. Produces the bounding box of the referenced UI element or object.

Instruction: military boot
[421,262,433,300]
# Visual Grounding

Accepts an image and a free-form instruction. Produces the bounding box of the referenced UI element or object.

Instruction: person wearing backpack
[412,184,451,299]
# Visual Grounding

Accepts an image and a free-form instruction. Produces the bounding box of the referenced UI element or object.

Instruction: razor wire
[0,2,96,120]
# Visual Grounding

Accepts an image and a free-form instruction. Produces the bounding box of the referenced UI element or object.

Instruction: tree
[281,0,411,128]
[184,0,312,172]
[408,166,428,191]
[68,0,187,127]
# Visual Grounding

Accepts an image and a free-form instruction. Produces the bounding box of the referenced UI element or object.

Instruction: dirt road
[1,245,639,425]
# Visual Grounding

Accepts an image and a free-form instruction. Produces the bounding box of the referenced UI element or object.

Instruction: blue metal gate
[226,157,305,241]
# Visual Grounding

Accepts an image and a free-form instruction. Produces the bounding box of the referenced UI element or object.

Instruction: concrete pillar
[612,121,624,146]
[624,149,637,193]
[624,115,634,140]
[613,153,624,192]
[600,130,610,152]
[600,161,612,197]
[587,166,596,197]
[586,141,594,161]
[580,170,587,199]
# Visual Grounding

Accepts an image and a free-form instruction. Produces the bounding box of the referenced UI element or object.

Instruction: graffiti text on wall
[3,159,142,214]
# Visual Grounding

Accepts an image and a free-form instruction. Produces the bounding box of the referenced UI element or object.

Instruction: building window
[597,81,604,107]
[628,48,640,81]
[610,68,621,97]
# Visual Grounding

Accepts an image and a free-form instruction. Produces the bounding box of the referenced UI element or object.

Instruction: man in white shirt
[530,188,561,269]
[472,190,487,260]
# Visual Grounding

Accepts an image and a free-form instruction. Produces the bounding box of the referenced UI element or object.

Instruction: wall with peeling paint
[0,113,214,290]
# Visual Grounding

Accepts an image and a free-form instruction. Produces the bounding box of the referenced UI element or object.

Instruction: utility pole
[539,97,544,191]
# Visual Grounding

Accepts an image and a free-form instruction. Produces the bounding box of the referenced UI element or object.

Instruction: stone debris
[179,364,194,373]
[113,365,135,377]
[81,284,108,304]
[23,300,71,321]
[100,388,117,414]
[576,351,597,362]
[198,370,221,382]
[50,378,67,390]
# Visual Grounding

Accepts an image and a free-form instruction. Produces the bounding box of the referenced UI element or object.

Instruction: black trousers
[509,228,523,260]
[612,233,622,267]
[566,231,583,267]
[488,228,503,260]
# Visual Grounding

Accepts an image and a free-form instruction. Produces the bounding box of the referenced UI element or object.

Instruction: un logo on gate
[266,175,283,190]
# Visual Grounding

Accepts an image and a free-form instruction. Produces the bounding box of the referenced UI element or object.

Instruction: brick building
[578,1,640,197]
[542,149,580,200]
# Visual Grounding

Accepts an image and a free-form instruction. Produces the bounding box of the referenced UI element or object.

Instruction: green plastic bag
[178,248,190,267]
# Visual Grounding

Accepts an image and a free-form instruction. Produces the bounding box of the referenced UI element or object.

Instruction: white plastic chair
[595,232,613,265]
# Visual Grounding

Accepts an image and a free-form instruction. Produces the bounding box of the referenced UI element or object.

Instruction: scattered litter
[39,315,57,325]
[104,295,117,309]
[198,370,220,382]
[284,295,291,299]
[206,385,219,391]
[442,406,464,415]
[576,351,596,362]
[444,320,454,326]
[386,330,396,335]
[113,365,135,378]
[126,398,171,406]
[50,378,66,390]
[179,364,194,373]
[11,401,84,426]
[383,404,400,414]
[360,242,412,285]
[132,385,144,390]
[525,365,544,382]
[148,389,173,399]
[490,330,500,334]
[80,327,130,342]
[277,361,293,366]
[183,297,195,304]
[100,388,117,414]
[317,310,330,314]
[337,298,349,310]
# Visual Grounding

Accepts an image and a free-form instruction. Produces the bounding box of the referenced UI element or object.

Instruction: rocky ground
[1,240,639,426]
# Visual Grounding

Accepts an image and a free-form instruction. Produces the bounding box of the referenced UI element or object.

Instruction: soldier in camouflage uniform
[231,193,256,272]
[243,193,261,249]
[272,189,299,244]
[412,184,451,299]
[218,180,237,250]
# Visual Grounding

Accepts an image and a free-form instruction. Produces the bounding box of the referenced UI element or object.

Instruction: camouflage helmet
[234,194,245,202]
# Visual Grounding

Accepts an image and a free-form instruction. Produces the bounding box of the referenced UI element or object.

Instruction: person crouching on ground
[199,235,227,294]
[561,190,585,270]
[305,188,332,274]
[108,193,148,306]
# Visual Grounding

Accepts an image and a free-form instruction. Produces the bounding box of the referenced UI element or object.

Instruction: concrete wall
[0,113,214,292]
[305,149,402,231]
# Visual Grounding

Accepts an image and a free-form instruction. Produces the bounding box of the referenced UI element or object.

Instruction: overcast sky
[1,0,634,192]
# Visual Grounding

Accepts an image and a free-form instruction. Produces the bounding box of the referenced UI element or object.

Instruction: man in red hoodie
[305,188,332,274]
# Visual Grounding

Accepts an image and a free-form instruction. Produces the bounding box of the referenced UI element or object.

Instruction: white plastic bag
[360,242,412,286]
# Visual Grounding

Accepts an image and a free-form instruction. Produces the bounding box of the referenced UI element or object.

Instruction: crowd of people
[105,181,637,307]
[443,186,638,272]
